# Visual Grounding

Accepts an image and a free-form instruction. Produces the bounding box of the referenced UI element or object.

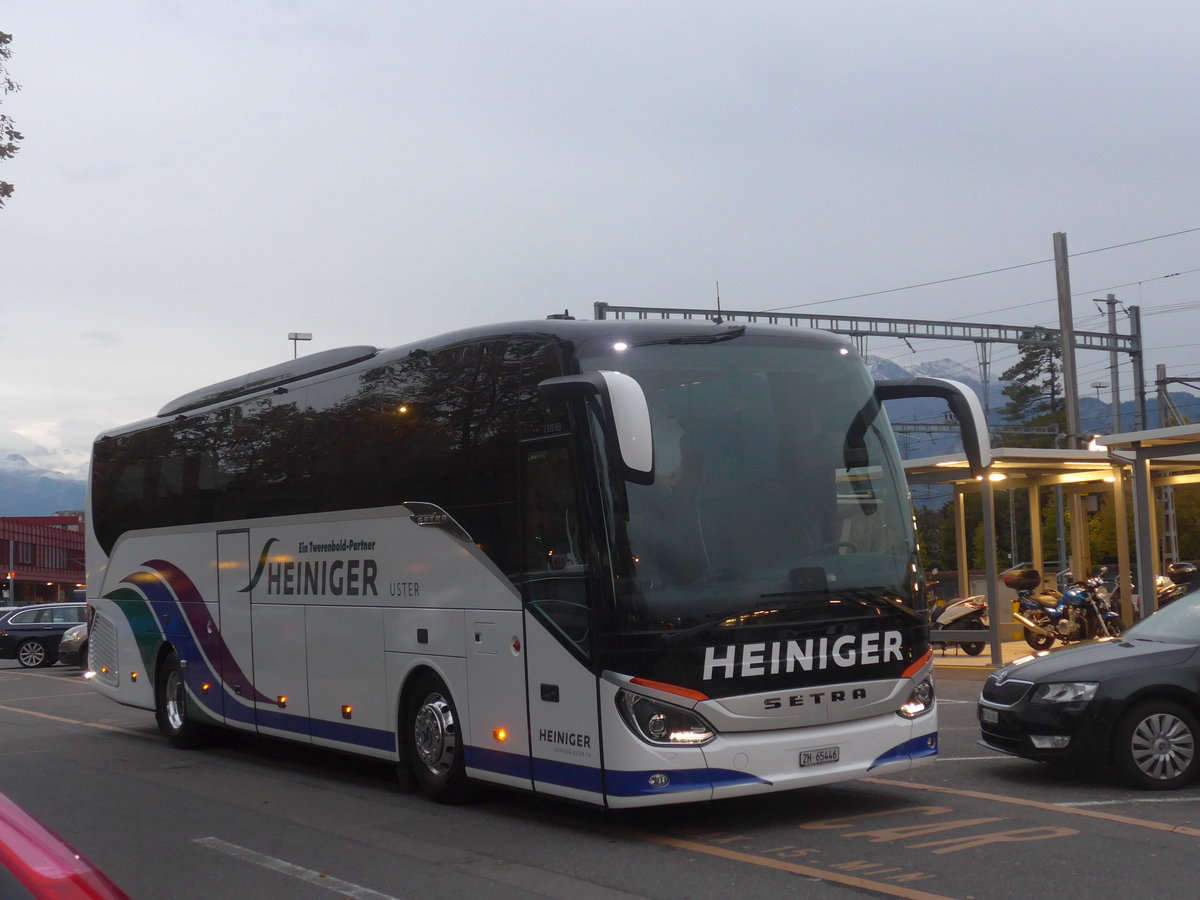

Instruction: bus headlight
[898,677,935,719]
[617,690,715,746]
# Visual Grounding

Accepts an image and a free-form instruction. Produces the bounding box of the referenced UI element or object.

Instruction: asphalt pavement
[932,639,1036,671]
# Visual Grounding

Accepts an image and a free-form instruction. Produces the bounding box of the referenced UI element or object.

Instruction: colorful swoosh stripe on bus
[123,560,270,704]
[240,538,279,593]
[107,560,395,751]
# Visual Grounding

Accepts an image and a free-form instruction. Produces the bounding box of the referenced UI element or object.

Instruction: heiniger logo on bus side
[702,631,903,680]
[244,536,409,598]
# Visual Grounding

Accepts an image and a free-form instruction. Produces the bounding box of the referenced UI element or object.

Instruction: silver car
[57,622,89,668]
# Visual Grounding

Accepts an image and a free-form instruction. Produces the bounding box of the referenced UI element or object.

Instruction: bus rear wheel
[406,673,471,804]
[155,649,206,749]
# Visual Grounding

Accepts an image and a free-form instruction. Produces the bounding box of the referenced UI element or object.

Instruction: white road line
[195,837,401,900]
[935,755,1006,761]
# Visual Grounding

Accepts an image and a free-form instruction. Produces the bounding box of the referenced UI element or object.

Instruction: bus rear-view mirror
[538,371,654,484]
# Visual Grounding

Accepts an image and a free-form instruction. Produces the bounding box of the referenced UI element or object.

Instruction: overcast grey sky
[3,1,1199,476]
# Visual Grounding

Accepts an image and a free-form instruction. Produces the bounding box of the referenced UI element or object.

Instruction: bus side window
[520,442,590,653]
[522,445,583,573]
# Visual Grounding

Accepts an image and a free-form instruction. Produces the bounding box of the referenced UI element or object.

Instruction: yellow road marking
[0,703,154,739]
[5,692,96,702]
[632,778,1200,898]
[0,669,87,683]
[635,833,956,900]
[865,777,1200,838]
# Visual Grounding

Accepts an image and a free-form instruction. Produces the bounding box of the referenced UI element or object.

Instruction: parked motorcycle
[1100,562,1197,615]
[1158,562,1198,608]
[1008,568,1123,651]
[932,595,988,656]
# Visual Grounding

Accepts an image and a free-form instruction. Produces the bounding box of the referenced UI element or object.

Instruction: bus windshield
[582,336,920,638]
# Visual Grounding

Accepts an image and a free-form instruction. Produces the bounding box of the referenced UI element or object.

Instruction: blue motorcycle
[1006,568,1124,651]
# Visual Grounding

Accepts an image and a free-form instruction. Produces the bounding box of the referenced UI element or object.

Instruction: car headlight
[898,676,935,719]
[616,690,715,746]
[1032,682,1098,704]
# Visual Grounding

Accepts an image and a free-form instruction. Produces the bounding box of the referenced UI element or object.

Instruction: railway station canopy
[903,441,1200,664]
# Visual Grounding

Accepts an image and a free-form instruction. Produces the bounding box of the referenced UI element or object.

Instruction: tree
[997,339,1066,448]
[1000,340,1061,422]
[0,31,23,208]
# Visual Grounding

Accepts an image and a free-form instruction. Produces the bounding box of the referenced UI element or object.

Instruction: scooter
[932,595,988,656]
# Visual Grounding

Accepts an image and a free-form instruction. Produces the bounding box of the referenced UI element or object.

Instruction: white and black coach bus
[85,315,988,807]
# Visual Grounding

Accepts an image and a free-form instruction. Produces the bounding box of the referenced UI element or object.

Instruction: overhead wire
[762,226,1200,313]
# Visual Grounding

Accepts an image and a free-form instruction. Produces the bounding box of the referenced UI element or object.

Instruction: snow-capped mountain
[867,355,1200,449]
[0,454,86,516]
[867,356,984,395]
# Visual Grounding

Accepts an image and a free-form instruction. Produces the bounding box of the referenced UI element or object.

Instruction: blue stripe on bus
[310,717,396,752]
[869,733,938,770]
[604,767,769,797]
[253,707,397,752]
[531,756,605,794]
[519,756,769,798]
[464,746,532,780]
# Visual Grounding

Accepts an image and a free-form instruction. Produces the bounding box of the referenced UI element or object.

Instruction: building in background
[0,513,85,605]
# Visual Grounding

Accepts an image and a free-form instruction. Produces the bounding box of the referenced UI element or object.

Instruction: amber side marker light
[493,728,508,743]
[277,696,288,708]
[341,705,353,720]
[200,683,211,694]
[129,672,138,683]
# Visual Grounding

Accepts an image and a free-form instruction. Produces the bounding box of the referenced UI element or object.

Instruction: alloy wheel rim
[18,642,44,666]
[413,693,457,775]
[165,670,186,731]
[1131,713,1195,780]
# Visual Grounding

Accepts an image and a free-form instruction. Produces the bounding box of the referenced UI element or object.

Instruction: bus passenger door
[216,530,255,731]
[520,441,605,804]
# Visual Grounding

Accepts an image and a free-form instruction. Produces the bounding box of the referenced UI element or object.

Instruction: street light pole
[288,332,313,359]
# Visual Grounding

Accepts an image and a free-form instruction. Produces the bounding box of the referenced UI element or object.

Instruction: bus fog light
[617,690,715,746]
[1030,735,1071,749]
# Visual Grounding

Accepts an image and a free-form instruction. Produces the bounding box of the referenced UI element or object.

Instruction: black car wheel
[16,639,49,668]
[1113,700,1200,790]
[405,673,471,804]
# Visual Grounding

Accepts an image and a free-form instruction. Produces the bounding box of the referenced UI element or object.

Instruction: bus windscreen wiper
[634,325,746,347]
[825,587,926,621]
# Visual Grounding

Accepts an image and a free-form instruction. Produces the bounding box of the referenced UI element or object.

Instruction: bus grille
[91,615,119,687]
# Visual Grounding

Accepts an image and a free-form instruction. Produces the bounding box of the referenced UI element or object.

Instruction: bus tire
[405,673,471,804]
[155,649,206,749]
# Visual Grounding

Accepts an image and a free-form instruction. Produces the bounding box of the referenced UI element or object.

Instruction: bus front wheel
[405,673,471,804]
[155,649,206,749]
